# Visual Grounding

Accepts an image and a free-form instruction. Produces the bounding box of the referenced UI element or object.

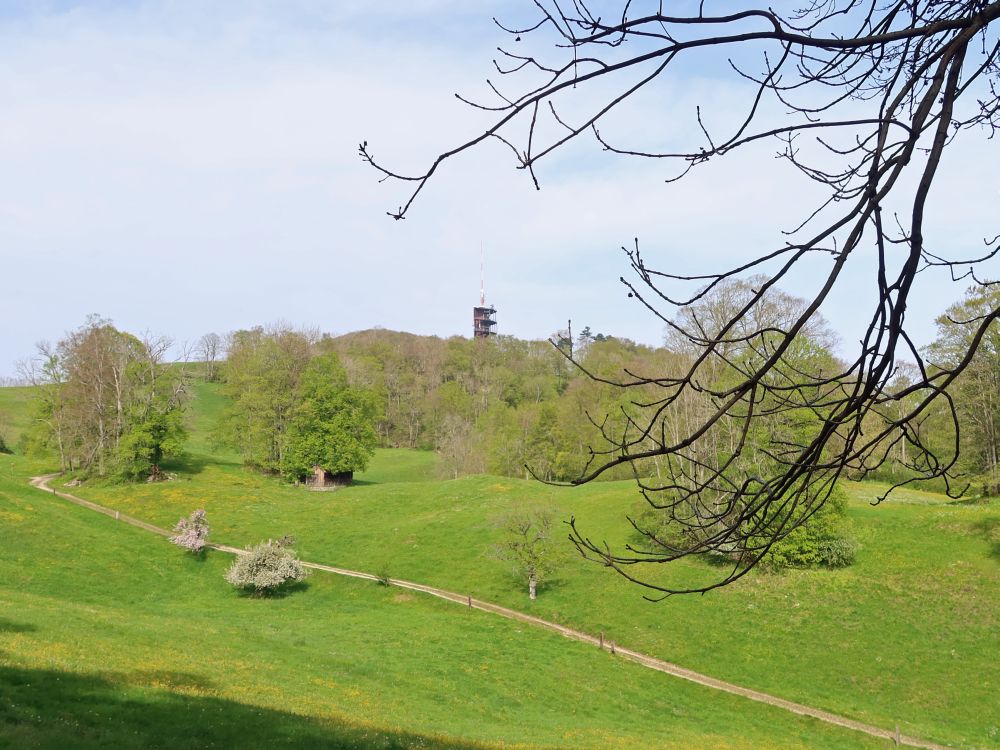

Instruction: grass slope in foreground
[0,454,889,750]
[61,380,1000,750]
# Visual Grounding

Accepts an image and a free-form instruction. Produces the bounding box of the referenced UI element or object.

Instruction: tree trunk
[528,576,537,600]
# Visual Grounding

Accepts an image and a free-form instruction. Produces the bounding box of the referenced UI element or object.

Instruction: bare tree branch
[365,1,1000,594]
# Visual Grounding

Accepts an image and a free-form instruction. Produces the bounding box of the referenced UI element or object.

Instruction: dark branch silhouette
[364,1,1000,595]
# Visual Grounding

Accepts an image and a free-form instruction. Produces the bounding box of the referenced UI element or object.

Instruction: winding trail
[30,474,950,750]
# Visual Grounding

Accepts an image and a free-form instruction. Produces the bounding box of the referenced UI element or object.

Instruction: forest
[323,282,1000,499]
[13,281,998,498]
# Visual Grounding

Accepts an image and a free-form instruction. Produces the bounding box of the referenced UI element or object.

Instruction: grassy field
[0,385,37,447]
[0,449,892,750]
[2,381,998,748]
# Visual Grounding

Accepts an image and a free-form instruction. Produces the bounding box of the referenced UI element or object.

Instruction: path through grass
[5,381,998,748]
[0,454,887,749]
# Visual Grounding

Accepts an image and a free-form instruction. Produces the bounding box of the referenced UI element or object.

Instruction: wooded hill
[320,294,999,498]
[11,282,998,499]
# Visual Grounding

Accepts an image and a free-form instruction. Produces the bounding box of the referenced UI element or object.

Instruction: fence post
[467,595,472,609]
[610,641,616,655]
[599,632,604,649]
[894,725,900,746]
[115,511,120,521]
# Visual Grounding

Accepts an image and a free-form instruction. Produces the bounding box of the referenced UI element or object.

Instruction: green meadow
[1,382,997,749]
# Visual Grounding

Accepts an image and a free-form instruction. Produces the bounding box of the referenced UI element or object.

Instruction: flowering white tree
[225,538,309,596]
[170,509,209,553]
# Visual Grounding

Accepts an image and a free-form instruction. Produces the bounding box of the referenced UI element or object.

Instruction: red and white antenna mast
[479,242,486,306]
[472,243,497,339]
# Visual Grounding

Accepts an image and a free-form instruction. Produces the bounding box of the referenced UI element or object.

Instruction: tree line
[20,315,186,480]
[13,283,997,502]
[215,326,378,484]
[317,283,1000,499]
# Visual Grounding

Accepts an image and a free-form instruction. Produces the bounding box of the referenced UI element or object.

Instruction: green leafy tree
[484,404,533,479]
[115,356,188,479]
[494,506,561,600]
[927,285,1000,495]
[219,326,313,473]
[196,333,224,382]
[606,279,856,574]
[321,329,443,449]
[23,317,186,480]
[282,354,379,483]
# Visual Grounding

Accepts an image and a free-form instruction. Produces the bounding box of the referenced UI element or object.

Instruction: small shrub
[628,502,700,554]
[170,509,209,553]
[225,538,309,596]
[762,487,857,569]
[817,537,859,568]
[0,432,11,455]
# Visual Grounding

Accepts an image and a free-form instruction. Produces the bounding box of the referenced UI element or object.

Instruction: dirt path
[30,474,951,750]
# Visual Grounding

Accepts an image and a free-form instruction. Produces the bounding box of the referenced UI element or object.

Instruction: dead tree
[363,2,1000,595]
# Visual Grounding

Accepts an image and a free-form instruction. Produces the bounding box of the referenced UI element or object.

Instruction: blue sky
[1,1,997,376]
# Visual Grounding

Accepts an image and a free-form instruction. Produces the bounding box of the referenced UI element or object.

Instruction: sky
[1,0,997,378]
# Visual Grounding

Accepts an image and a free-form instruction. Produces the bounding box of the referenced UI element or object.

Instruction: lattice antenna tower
[473,244,497,338]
